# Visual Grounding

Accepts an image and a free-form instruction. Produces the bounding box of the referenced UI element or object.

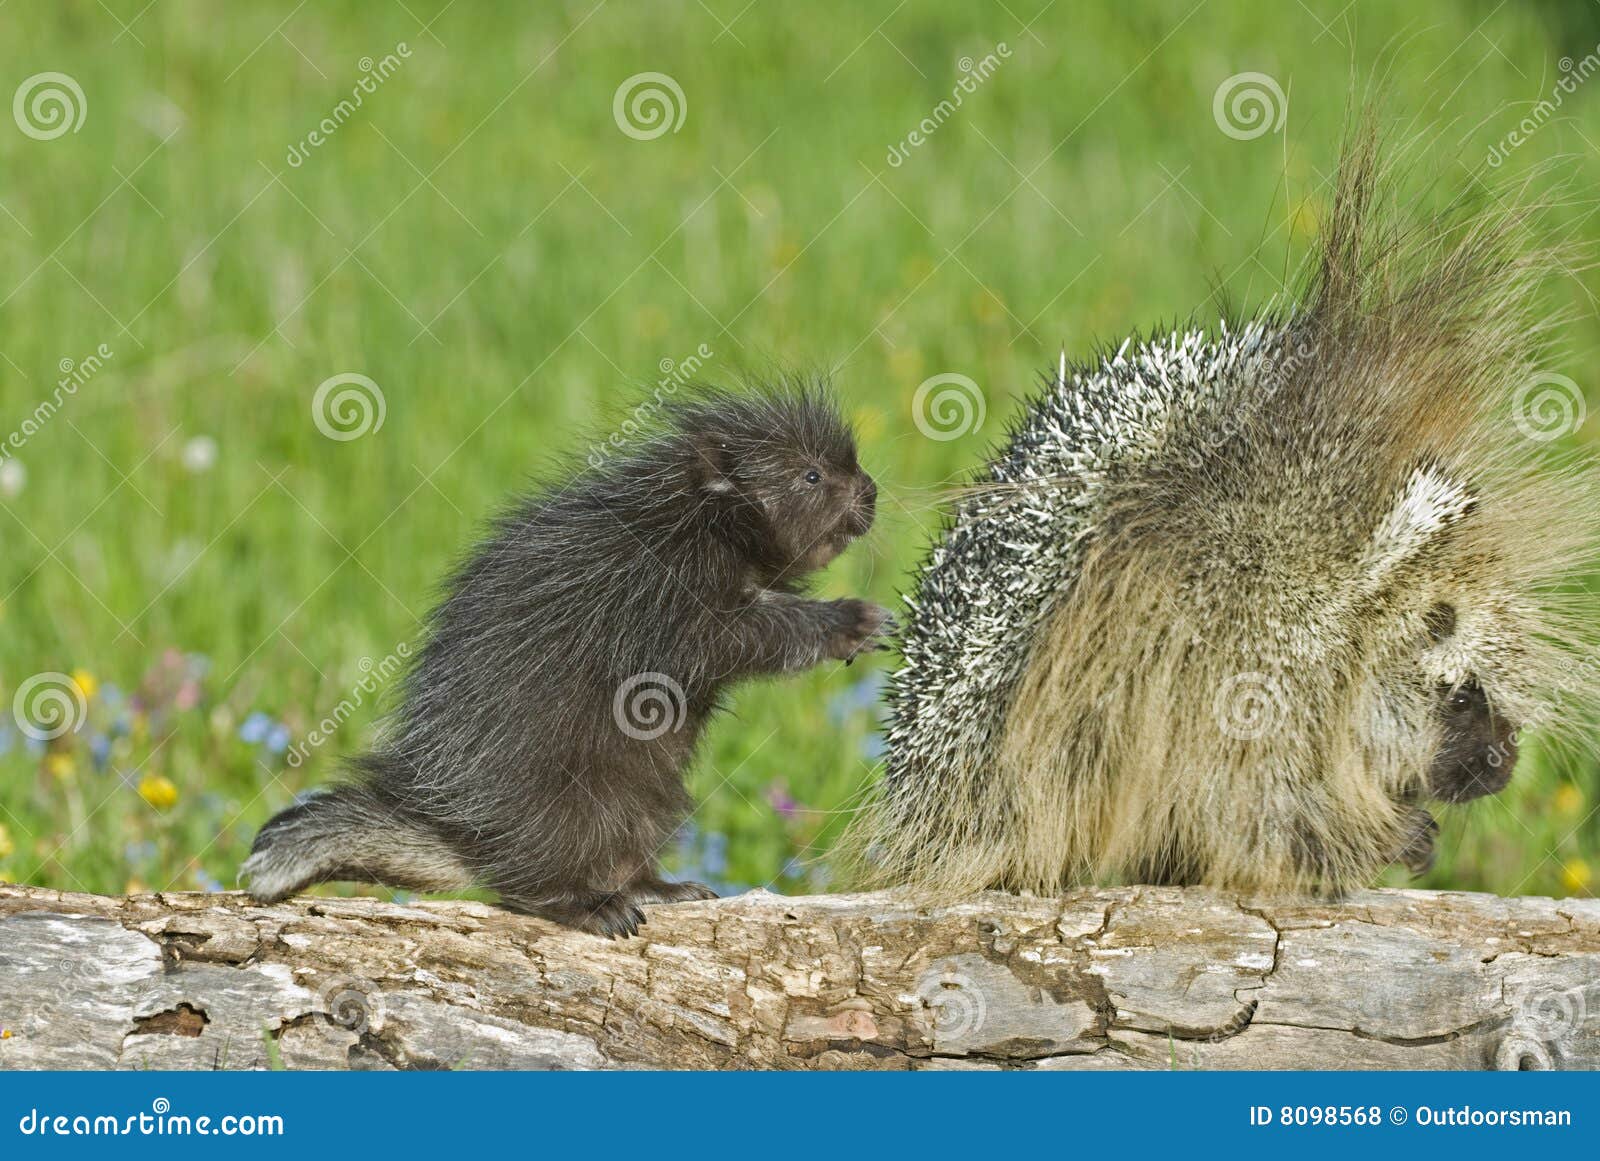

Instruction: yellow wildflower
[1554,783,1584,815]
[631,303,669,341]
[138,773,179,811]
[46,752,75,780]
[70,669,97,700]
[0,1029,11,1040]
[851,407,886,443]
[1290,197,1321,241]
[971,289,1004,324]
[0,821,12,859]
[899,254,935,286]
[125,877,148,895]
[1562,858,1592,895]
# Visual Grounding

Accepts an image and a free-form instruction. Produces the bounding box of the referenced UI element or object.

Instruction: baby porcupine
[244,382,891,936]
[843,129,1599,898]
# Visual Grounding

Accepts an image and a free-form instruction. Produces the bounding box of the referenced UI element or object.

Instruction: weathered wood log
[0,882,1595,1070]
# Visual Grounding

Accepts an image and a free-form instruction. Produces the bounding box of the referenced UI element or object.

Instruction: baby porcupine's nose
[854,474,878,531]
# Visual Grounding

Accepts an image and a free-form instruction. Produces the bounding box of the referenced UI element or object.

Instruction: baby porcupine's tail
[241,782,473,903]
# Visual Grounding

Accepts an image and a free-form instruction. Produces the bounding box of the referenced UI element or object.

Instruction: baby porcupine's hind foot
[1396,808,1440,877]
[503,890,648,939]
[627,878,718,906]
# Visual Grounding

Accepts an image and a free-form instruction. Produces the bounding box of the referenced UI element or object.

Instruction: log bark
[0,882,1595,1070]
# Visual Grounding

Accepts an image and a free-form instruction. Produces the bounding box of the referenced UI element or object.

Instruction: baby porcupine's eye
[804,469,822,485]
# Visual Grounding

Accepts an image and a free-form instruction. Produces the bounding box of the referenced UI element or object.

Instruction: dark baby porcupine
[243,383,891,936]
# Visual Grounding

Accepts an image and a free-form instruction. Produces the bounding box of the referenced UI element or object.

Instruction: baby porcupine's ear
[1358,466,1475,598]
[689,430,738,495]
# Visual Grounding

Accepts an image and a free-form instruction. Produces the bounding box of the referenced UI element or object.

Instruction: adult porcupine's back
[843,128,1600,898]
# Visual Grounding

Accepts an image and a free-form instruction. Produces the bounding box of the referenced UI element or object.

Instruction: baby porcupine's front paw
[826,598,897,664]
[1395,808,1440,877]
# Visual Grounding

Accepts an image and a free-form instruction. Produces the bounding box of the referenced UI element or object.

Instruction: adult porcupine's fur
[244,382,890,936]
[843,129,1599,898]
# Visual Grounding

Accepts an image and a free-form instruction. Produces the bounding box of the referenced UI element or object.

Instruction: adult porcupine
[844,130,1597,898]
[244,383,891,936]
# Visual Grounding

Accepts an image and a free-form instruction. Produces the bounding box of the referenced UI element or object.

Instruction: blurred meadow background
[2,0,1599,904]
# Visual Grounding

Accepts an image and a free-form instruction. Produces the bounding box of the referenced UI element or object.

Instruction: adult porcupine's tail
[242,781,473,903]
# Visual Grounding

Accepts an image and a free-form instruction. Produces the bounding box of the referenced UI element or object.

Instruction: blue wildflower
[194,871,224,893]
[239,712,271,744]
[702,831,728,877]
[828,671,886,725]
[265,723,291,754]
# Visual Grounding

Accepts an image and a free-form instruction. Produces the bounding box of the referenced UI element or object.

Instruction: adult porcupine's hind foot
[626,877,718,906]
[503,890,648,939]
[1396,808,1440,877]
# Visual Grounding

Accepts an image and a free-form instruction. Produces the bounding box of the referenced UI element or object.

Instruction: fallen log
[0,883,1594,1070]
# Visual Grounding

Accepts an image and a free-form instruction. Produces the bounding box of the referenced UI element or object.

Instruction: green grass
[1,0,1597,903]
